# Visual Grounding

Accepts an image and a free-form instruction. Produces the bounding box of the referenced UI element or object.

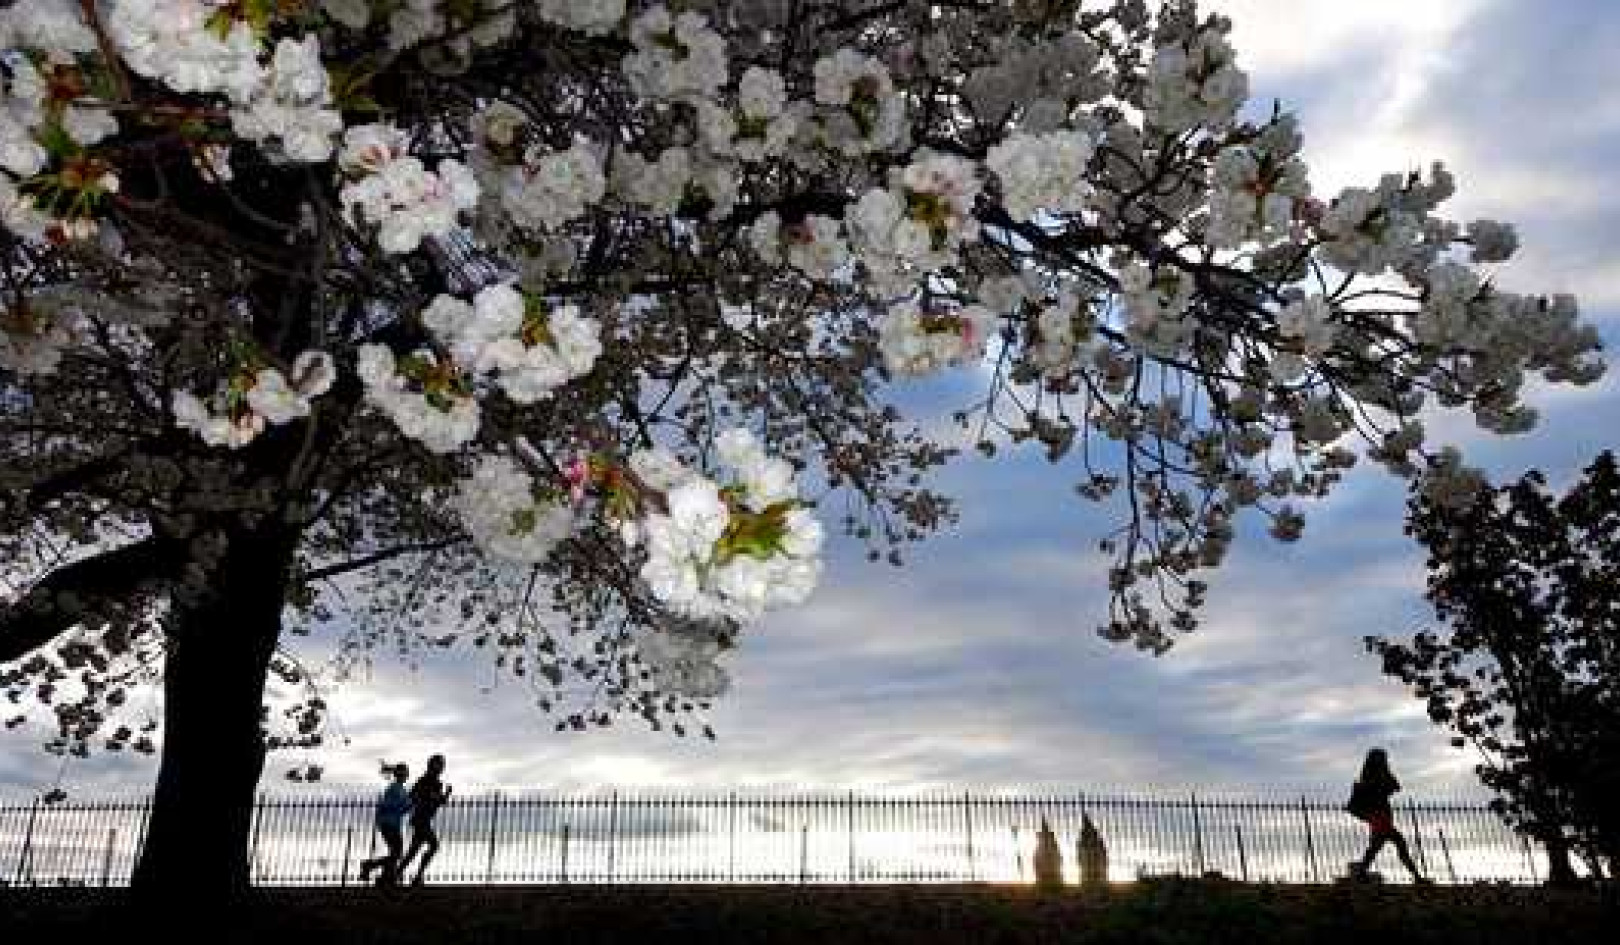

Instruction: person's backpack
[1344,781,1374,822]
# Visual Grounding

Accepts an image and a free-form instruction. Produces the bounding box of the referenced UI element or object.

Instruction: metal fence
[0,790,1544,888]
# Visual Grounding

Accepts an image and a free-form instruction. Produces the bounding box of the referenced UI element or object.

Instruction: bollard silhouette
[1033,819,1064,891]
[1078,815,1108,890]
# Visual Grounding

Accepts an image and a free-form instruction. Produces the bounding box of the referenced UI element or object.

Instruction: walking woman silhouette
[1345,748,1429,883]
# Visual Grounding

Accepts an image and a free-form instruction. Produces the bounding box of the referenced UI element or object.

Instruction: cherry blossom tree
[0,0,1602,892]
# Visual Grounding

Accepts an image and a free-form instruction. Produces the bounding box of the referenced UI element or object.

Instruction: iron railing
[0,790,1543,887]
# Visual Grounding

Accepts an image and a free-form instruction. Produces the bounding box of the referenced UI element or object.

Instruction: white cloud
[1209,0,1487,81]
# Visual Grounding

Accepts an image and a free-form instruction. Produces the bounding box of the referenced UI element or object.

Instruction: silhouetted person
[400,754,453,886]
[359,763,412,886]
[1077,815,1109,889]
[1346,748,1427,883]
[1033,818,1064,890]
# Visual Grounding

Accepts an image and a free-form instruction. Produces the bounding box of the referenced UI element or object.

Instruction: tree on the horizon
[0,0,1602,893]
[1369,453,1620,883]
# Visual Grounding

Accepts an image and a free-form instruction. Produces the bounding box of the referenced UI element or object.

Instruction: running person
[359,763,412,886]
[400,754,452,886]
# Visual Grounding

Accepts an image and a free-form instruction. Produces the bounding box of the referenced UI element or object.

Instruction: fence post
[1190,792,1206,876]
[846,790,855,883]
[607,791,619,883]
[248,793,265,885]
[963,791,977,882]
[100,828,116,887]
[340,822,354,888]
[727,791,737,882]
[1405,802,1429,877]
[1437,827,1458,884]
[1235,824,1249,883]
[1299,795,1319,883]
[560,823,571,884]
[799,824,809,885]
[133,794,152,880]
[1520,834,1538,884]
[485,792,502,884]
[15,796,40,886]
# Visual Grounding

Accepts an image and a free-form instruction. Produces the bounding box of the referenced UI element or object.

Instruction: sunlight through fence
[0,790,1543,887]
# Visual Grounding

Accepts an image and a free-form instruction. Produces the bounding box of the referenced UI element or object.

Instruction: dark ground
[2,880,1616,944]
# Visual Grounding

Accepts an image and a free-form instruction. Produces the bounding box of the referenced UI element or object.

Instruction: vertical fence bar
[100,828,116,887]
[247,793,265,885]
[74,799,93,883]
[1190,792,1206,876]
[606,791,619,884]
[1235,824,1249,882]
[798,823,808,884]
[1438,827,1458,884]
[846,791,855,883]
[485,791,501,883]
[963,791,977,882]
[1406,802,1429,878]
[14,797,39,886]
[559,822,570,884]
[1520,834,1538,884]
[131,794,151,885]
[726,791,737,883]
[339,822,354,888]
[1300,795,1319,883]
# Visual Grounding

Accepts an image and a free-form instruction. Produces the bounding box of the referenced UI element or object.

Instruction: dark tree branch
[0,537,176,665]
[303,537,468,583]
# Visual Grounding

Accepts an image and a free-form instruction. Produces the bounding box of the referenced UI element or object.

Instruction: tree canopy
[0,0,1605,889]
[1370,453,1620,881]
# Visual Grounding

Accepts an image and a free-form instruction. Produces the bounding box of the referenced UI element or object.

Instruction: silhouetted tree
[1368,452,1620,882]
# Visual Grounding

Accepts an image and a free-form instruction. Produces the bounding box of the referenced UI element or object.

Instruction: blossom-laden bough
[0,0,1602,892]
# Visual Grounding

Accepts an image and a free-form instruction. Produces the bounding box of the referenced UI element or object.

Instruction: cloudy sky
[4,0,1618,803]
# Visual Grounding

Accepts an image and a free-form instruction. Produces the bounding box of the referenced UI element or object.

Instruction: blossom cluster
[986,130,1096,222]
[0,298,82,375]
[850,152,982,283]
[421,283,603,404]
[878,301,998,377]
[1145,22,1249,133]
[812,49,906,155]
[104,2,343,162]
[613,146,738,221]
[748,212,851,279]
[452,453,575,564]
[1269,294,1335,383]
[356,344,481,454]
[1004,281,1100,382]
[634,430,823,624]
[383,0,515,61]
[624,6,729,103]
[339,125,479,254]
[172,350,336,449]
[231,35,344,164]
[497,141,607,233]
[1205,115,1309,249]
[1315,163,1457,278]
[697,67,801,162]
[1119,262,1196,357]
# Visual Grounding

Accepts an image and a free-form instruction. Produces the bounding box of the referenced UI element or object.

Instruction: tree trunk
[130,521,298,897]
